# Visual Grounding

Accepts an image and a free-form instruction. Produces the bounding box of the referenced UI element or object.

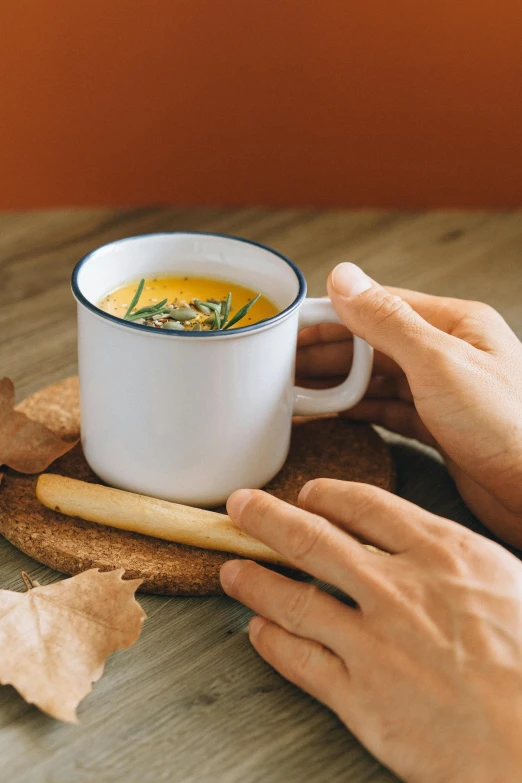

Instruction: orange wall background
[1,1,521,209]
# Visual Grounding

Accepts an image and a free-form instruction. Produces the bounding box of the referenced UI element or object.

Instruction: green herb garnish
[132,298,168,316]
[222,294,261,330]
[130,308,168,320]
[123,278,145,319]
[122,277,170,322]
[221,292,232,327]
[126,300,169,321]
[120,282,262,332]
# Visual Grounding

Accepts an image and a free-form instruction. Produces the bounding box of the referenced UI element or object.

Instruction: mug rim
[71,231,307,338]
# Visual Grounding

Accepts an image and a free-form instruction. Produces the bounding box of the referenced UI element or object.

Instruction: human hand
[221,482,522,783]
[296,264,522,548]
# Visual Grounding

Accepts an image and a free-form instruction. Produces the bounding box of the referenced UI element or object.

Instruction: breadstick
[36,474,291,567]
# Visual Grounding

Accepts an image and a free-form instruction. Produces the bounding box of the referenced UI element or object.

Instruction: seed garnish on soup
[98,276,277,331]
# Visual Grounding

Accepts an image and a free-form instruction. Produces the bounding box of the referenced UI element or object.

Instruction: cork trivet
[0,377,395,595]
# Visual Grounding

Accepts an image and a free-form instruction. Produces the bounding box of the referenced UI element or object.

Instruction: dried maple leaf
[0,378,78,473]
[0,569,145,722]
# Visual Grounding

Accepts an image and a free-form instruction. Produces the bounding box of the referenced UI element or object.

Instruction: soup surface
[98,275,278,331]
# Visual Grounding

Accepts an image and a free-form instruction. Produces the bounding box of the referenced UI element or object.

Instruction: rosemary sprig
[212,309,221,330]
[133,298,168,316]
[127,308,170,321]
[221,292,232,327]
[127,299,169,320]
[223,294,261,330]
[124,279,145,319]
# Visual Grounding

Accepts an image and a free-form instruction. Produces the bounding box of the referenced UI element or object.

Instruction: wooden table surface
[1,208,521,783]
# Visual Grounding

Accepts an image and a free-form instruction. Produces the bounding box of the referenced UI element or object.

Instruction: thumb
[327,263,455,375]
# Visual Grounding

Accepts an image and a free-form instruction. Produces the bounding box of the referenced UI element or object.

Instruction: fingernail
[227,489,253,522]
[331,263,373,298]
[249,615,268,639]
[298,480,315,506]
[220,560,242,591]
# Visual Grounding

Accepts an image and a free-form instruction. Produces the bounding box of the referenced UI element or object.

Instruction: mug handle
[293,298,374,416]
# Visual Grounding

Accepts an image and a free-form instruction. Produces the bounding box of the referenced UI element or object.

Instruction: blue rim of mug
[71,231,307,338]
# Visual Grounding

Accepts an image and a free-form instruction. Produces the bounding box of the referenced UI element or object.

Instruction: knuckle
[348,483,382,519]
[365,291,412,329]
[427,530,476,575]
[316,321,334,342]
[377,564,426,606]
[287,516,328,561]
[288,641,314,684]
[450,532,476,565]
[468,301,499,321]
[284,584,319,631]
[361,561,402,606]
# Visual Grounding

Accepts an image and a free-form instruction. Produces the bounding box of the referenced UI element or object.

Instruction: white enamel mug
[72,233,373,506]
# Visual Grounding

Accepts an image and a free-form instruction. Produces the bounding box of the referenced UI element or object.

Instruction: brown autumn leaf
[0,378,78,473]
[0,569,146,722]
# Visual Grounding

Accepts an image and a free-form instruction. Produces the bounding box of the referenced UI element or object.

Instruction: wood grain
[0,207,521,783]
